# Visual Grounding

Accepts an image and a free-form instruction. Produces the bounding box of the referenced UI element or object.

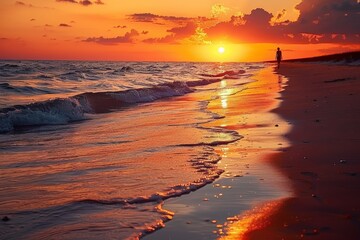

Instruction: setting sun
[218,47,225,54]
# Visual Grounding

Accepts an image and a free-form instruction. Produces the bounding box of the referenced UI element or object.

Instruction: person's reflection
[278,75,283,90]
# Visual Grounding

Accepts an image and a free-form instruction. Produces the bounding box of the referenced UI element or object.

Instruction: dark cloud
[79,0,92,6]
[276,9,287,20]
[114,25,127,29]
[143,35,177,44]
[128,13,192,24]
[59,23,72,27]
[141,31,149,35]
[205,8,278,43]
[83,29,139,45]
[56,0,105,6]
[144,22,197,44]
[243,8,273,27]
[16,1,53,9]
[204,1,360,44]
[56,0,77,3]
[30,18,36,21]
[290,0,360,34]
[167,22,197,37]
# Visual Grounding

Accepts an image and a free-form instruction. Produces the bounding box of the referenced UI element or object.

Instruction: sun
[218,46,225,54]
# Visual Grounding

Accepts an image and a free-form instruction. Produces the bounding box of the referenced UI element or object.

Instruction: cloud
[83,29,139,45]
[16,1,54,9]
[128,13,192,24]
[79,0,92,6]
[56,0,77,3]
[187,27,212,45]
[144,22,197,44]
[204,1,360,44]
[167,22,197,37]
[272,9,287,24]
[141,31,149,35]
[289,0,360,34]
[113,25,127,29]
[243,8,273,27]
[59,23,72,27]
[276,9,287,20]
[56,0,104,6]
[15,1,33,7]
[211,4,230,18]
[205,8,278,42]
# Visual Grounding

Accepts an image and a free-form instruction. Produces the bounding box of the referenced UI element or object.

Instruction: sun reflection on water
[218,201,283,239]
[221,98,228,109]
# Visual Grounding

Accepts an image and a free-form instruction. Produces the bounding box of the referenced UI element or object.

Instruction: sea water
[0,61,265,239]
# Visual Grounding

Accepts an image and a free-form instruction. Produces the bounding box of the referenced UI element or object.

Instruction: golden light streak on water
[218,201,283,239]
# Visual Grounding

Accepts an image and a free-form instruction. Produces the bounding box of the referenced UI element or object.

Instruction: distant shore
[267,51,360,65]
[245,62,360,239]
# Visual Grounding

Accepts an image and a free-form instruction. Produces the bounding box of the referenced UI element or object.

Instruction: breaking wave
[0,72,246,133]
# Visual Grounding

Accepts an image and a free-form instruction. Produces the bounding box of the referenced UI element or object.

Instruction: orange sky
[0,0,359,62]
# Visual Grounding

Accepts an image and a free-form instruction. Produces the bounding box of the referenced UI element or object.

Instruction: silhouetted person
[276,47,282,69]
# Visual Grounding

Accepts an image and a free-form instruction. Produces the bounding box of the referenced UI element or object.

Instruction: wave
[0,98,89,133]
[0,63,20,68]
[199,69,245,78]
[76,153,223,207]
[0,70,246,133]
[0,82,53,94]
[36,74,53,79]
[0,81,188,132]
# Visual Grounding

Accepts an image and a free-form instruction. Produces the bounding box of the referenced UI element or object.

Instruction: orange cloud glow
[0,0,359,61]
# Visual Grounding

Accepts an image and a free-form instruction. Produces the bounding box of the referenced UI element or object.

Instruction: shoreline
[144,65,293,239]
[245,63,360,239]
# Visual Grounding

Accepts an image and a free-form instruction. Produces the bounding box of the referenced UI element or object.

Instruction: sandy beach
[2,0,360,238]
[1,60,359,239]
[144,61,360,239]
[244,62,360,239]
[145,65,293,239]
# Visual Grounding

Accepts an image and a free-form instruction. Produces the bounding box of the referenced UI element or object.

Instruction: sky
[0,0,359,62]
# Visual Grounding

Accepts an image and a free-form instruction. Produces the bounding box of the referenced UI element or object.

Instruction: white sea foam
[0,73,251,132]
[0,98,89,132]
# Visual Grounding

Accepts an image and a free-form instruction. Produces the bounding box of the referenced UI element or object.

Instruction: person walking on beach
[276,47,282,69]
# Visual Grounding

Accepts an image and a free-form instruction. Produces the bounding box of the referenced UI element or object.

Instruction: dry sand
[246,63,360,239]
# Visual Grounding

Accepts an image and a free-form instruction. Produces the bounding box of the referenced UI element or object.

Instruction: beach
[144,61,360,239]
[1,60,360,239]
[145,65,292,239]
[2,0,360,238]
[1,61,279,239]
[244,62,360,239]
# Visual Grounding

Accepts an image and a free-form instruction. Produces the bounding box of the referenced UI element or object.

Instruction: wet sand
[246,63,360,239]
[145,62,360,240]
[145,66,293,239]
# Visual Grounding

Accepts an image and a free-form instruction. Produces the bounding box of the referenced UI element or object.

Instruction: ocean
[0,60,273,239]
